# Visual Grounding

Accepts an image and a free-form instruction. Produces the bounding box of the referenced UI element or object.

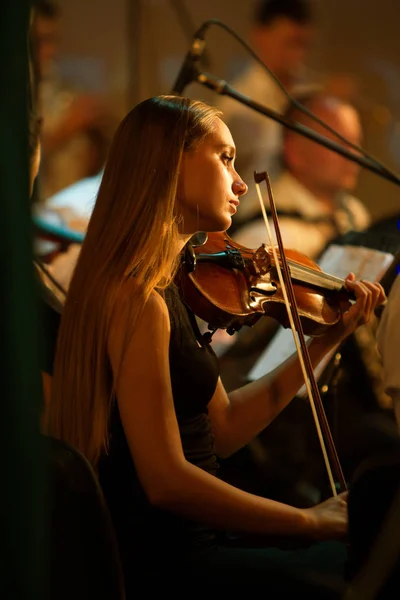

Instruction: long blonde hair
[48,96,221,466]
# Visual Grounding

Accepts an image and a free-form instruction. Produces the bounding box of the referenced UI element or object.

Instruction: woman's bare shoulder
[112,279,170,329]
[108,282,171,371]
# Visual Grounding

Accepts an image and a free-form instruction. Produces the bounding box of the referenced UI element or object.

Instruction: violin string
[284,260,346,286]
[242,248,347,291]
[284,262,345,291]
[242,245,345,289]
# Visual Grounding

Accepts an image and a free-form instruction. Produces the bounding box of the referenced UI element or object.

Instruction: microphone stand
[191,69,400,187]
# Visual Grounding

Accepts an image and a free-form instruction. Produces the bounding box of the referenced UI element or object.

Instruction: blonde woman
[48,96,385,594]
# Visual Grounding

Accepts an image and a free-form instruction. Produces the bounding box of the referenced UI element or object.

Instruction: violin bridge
[252,244,271,276]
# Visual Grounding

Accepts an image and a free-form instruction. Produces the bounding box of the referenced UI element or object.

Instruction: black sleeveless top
[98,284,220,579]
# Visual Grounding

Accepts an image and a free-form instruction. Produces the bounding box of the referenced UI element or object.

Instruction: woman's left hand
[325,273,386,346]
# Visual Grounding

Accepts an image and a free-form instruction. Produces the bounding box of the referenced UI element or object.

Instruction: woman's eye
[222,154,234,164]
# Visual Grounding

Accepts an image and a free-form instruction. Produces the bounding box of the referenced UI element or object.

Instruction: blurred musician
[233,93,371,259]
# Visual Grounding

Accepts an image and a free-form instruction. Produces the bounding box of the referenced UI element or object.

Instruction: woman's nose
[233,178,248,197]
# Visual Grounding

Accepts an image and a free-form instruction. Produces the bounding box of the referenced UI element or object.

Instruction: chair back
[45,435,126,600]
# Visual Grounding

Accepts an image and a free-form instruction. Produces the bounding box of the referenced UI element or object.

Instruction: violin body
[177,231,348,337]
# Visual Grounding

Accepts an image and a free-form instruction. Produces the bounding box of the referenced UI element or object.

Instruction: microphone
[171,22,210,95]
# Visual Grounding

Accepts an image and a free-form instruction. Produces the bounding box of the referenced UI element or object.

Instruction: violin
[177,229,354,338]
[177,171,353,495]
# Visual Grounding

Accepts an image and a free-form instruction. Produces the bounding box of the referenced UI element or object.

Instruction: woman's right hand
[303,491,348,541]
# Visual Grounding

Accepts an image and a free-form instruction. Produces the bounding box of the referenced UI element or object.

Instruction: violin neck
[285,259,353,297]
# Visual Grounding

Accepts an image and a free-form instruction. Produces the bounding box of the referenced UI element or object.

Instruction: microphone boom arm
[194,69,400,187]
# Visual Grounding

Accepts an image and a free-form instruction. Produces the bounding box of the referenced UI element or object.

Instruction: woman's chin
[207,215,232,233]
[182,214,232,235]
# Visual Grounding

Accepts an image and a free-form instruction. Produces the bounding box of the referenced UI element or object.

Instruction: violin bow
[254,171,347,496]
